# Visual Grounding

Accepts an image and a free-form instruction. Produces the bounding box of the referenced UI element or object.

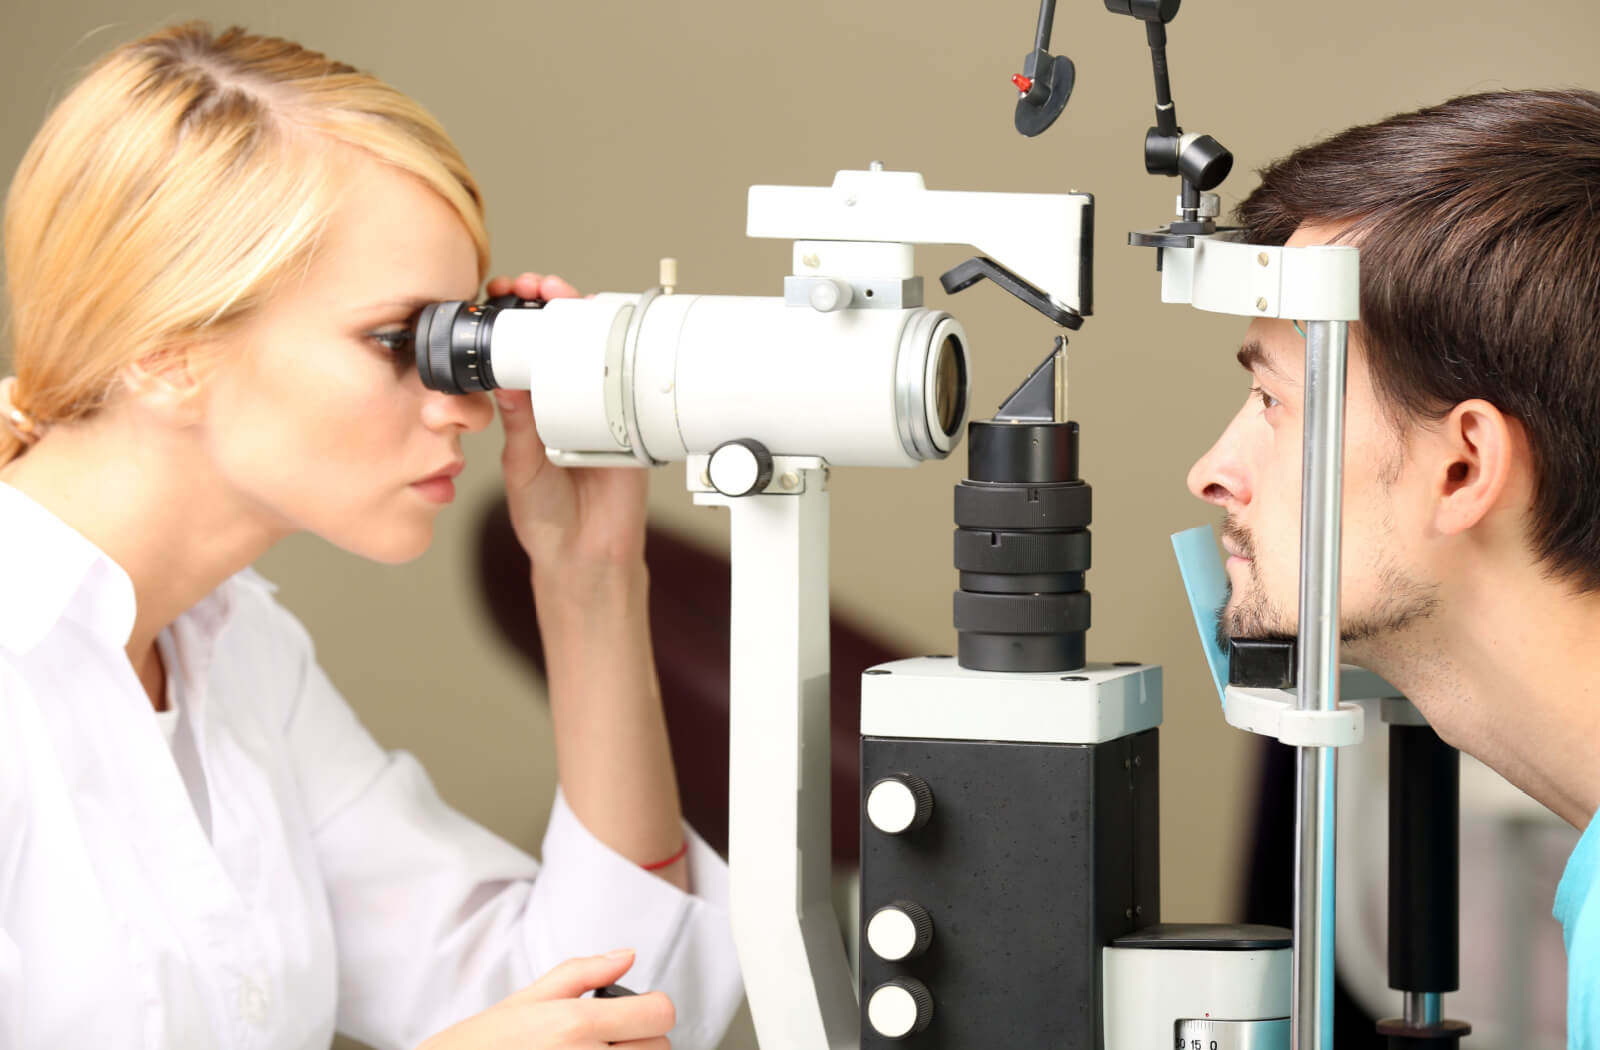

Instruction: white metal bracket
[1158,233,1359,322]
[691,462,858,1050]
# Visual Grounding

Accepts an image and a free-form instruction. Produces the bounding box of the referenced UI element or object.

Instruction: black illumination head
[1178,133,1233,191]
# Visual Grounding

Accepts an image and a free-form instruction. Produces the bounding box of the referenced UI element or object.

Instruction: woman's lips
[411,461,463,504]
[411,476,456,504]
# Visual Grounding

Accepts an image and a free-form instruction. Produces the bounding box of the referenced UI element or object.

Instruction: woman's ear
[121,345,208,426]
[1430,398,1519,537]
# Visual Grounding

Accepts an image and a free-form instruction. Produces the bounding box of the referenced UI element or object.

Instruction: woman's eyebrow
[356,295,436,315]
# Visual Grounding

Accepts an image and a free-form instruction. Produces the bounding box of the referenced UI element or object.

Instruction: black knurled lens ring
[954,481,1092,530]
[953,528,1090,573]
[425,302,460,394]
[953,590,1091,634]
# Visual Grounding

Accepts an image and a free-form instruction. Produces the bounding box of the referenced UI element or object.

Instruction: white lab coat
[0,482,743,1050]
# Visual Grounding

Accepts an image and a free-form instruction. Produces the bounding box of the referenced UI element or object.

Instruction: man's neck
[1357,567,1600,831]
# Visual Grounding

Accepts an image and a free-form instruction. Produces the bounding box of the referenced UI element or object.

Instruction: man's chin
[1221,601,1295,644]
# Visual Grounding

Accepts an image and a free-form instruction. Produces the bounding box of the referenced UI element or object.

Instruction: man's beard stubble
[1214,515,1440,653]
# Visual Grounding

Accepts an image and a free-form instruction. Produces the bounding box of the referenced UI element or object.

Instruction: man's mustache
[1220,515,1256,561]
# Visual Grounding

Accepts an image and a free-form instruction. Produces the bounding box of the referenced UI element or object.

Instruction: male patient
[1183,88,1600,1040]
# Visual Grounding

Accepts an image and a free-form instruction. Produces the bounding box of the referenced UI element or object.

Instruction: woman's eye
[368,329,415,372]
[1251,385,1281,411]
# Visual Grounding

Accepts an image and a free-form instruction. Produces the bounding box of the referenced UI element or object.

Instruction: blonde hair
[0,22,490,465]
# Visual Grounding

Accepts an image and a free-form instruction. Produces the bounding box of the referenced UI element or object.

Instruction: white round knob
[867,978,933,1039]
[867,901,933,961]
[707,439,774,497]
[808,279,853,313]
[866,773,932,835]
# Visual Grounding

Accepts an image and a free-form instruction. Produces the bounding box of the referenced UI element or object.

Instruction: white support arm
[692,460,857,1050]
[748,168,1092,315]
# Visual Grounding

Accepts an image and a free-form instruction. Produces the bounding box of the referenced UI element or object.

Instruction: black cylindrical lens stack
[953,420,1091,672]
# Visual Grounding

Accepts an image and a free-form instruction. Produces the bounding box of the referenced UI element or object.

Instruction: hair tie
[0,377,43,446]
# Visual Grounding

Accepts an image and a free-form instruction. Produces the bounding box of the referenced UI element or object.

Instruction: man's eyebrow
[1237,340,1294,383]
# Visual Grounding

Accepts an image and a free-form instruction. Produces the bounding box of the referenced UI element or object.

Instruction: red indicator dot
[1012,73,1033,94]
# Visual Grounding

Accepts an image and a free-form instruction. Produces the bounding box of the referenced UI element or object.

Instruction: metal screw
[1256,297,1269,312]
[864,669,891,676]
[1114,661,1140,667]
[1257,252,1270,267]
[802,254,821,269]
[699,469,712,488]
[1125,908,1134,919]
[1061,675,1088,682]
[780,472,800,490]
[869,160,884,172]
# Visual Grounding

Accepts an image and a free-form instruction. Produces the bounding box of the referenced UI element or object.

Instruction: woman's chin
[328,521,435,565]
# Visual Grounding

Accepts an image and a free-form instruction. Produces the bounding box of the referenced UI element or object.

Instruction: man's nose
[1187,412,1252,509]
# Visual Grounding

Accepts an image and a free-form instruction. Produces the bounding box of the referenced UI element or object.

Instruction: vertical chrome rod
[1291,319,1349,1050]
[1403,991,1443,1027]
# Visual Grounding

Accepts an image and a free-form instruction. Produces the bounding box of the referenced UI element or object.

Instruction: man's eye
[1251,385,1281,411]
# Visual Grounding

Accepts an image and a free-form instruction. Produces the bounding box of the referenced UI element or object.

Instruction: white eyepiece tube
[479,292,971,468]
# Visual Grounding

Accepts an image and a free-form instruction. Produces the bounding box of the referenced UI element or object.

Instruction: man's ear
[1431,398,1519,536]
[121,345,207,425]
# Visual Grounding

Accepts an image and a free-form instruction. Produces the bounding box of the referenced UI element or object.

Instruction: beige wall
[4,1,1599,1046]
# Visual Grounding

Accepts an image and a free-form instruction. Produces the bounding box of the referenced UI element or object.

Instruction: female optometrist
[0,22,741,1050]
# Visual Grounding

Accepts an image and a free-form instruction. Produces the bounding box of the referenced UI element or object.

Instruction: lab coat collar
[0,481,138,654]
[0,483,275,659]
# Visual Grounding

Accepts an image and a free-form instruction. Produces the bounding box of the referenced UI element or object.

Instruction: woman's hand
[416,950,675,1050]
[486,272,687,889]
[487,272,648,580]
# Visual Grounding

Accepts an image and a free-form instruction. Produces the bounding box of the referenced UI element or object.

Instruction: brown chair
[474,498,906,862]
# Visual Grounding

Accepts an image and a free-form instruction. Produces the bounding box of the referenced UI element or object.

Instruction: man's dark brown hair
[1238,88,1600,590]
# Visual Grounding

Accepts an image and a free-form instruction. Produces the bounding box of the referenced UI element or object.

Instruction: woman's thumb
[519,949,636,1002]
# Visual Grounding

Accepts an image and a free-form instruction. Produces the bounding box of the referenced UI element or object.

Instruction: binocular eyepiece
[412,294,542,396]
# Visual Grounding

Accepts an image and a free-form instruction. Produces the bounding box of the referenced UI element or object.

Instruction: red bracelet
[641,841,689,871]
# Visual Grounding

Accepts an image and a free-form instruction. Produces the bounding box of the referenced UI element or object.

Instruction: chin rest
[475,498,904,862]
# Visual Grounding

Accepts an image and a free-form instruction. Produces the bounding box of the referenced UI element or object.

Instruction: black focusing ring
[427,302,463,394]
[953,528,1091,574]
[449,307,488,394]
[952,590,1091,634]
[954,480,1092,530]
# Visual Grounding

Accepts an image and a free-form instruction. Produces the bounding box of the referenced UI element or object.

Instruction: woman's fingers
[483,272,580,302]
[517,950,636,1002]
[580,993,676,1045]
